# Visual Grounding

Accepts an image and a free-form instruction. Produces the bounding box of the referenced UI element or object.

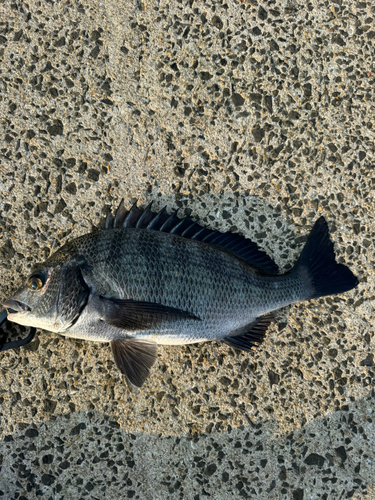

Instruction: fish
[3,200,359,387]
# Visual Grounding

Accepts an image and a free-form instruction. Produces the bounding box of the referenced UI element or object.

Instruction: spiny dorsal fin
[103,199,279,275]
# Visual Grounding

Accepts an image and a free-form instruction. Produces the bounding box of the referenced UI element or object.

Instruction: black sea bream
[4,201,358,386]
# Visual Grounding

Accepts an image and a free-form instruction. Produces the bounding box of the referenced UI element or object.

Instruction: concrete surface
[0,0,374,498]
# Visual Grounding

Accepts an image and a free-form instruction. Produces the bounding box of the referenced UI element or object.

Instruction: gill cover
[56,262,90,330]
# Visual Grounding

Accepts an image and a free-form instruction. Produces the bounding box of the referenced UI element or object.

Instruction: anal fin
[223,313,275,352]
[111,338,157,387]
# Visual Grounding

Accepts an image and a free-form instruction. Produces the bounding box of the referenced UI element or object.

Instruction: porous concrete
[0,0,374,498]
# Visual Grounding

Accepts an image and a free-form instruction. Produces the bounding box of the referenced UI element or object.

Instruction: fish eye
[27,274,45,291]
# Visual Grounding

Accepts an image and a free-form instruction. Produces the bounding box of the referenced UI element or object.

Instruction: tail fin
[292,216,358,299]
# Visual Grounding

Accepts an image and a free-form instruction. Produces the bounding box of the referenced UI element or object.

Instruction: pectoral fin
[100,297,201,331]
[111,338,157,387]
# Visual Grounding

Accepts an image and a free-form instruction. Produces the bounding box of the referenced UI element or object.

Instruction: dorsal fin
[103,200,279,275]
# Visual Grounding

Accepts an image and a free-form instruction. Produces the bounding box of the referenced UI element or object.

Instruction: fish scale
[76,229,260,339]
[3,200,358,387]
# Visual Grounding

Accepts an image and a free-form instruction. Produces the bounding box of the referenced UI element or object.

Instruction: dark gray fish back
[103,200,279,275]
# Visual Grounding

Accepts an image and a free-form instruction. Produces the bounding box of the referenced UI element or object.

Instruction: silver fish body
[46,228,308,343]
[3,201,359,386]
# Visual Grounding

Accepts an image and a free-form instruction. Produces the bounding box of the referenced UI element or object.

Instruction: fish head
[3,258,89,333]
[4,263,64,332]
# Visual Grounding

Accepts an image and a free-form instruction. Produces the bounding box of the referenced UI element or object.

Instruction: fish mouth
[3,299,31,316]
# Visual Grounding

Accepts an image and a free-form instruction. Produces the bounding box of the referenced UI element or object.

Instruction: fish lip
[3,299,31,315]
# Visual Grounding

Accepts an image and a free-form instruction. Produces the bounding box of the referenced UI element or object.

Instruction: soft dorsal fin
[103,200,279,275]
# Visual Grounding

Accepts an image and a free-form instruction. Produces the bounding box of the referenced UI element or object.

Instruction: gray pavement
[0,0,374,498]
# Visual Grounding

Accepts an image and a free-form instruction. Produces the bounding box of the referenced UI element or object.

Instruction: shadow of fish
[3,200,358,387]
